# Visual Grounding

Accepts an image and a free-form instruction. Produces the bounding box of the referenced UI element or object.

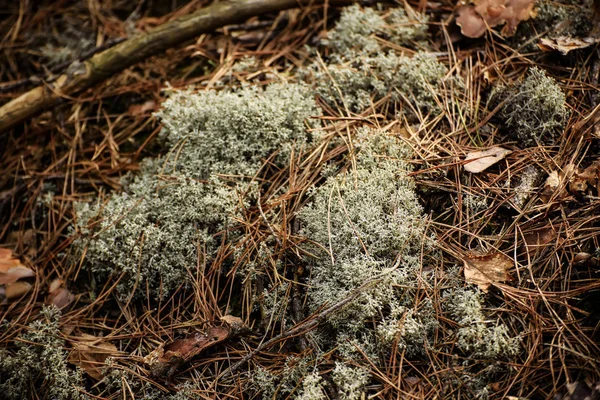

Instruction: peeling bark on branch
[0,0,333,133]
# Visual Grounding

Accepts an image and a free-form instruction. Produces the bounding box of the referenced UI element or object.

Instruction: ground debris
[539,36,600,55]
[554,381,600,400]
[144,316,247,380]
[463,252,512,292]
[455,0,537,38]
[541,161,600,202]
[0,248,35,302]
[47,279,74,309]
[464,146,511,173]
[69,334,119,381]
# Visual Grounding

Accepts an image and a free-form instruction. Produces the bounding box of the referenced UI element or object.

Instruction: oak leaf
[0,248,34,285]
[69,334,118,380]
[464,147,511,173]
[456,0,537,38]
[463,252,512,292]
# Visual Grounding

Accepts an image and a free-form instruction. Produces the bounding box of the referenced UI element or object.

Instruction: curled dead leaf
[522,227,555,248]
[456,0,537,38]
[573,252,592,264]
[69,334,118,380]
[47,279,74,309]
[539,36,600,55]
[0,248,34,285]
[146,316,248,380]
[541,166,575,202]
[5,281,33,299]
[463,252,512,292]
[128,100,156,116]
[464,146,511,173]
[542,162,600,202]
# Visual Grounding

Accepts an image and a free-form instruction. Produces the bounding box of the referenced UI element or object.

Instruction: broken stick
[0,0,341,133]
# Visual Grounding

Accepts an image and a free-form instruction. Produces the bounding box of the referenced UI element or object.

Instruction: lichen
[512,165,542,209]
[323,4,428,56]
[296,372,327,400]
[491,66,568,146]
[313,51,449,114]
[296,128,436,392]
[331,363,370,400]
[445,288,520,359]
[73,83,320,301]
[249,356,317,400]
[0,306,85,400]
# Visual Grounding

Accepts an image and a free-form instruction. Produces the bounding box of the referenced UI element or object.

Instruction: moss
[296,372,327,400]
[445,288,520,359]
[324,4,428,56]
[331,363,370,400]
[491,66,568,146]
[512,165,542,209]
[74,83,320,301]
[296,128,437,390]
[313,51,450,114]
[310,5,448,116]
[299,128,425,262]
[249,356,317,400]
[0,306,85,400]
[154,83,322,179]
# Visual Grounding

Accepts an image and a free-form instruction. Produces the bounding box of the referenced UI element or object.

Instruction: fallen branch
[217,265,398,378]
[0,0,334,133]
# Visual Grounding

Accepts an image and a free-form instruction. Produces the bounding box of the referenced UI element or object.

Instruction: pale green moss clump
[332,363,371,400]
[311,6,451,115]
[296,372,327,400]
[446,288,520,359]
[299,129,427,326]
[74,83,320,301]
[314,52,448,114]
[155,83,321,179]
[0,306,85,400]
[324,4,428,55]
[295,128,435,395]
[492,67,568,146]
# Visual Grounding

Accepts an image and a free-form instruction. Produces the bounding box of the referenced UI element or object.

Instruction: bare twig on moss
[0,38,127,94]
[0,0,348,133]
[218,263,399,379]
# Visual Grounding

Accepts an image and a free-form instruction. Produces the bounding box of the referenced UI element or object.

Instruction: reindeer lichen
[313,51,449,114]
[324,4,428,55]
[491,66,568,146]
[0,306,85,400]
[446,288,520,359]
[74,83,320,301]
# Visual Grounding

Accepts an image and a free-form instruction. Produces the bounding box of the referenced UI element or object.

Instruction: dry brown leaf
[5,281,33,299]
[69,334,118,380]
[541,167,573,202]
[539,36,600,55]
[456,0,537,38]
[464,147,511,173]
[573,252,592,264]
[522,227,554,248]
[542,161,600,201]
[146,316,248,380]
[47,279,74,309]
[0,248,34,285]
[463,252,512,292]
[128,100,156,116]
[220,315,244,329]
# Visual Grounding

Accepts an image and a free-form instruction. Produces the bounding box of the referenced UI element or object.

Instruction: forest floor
[1,0,600,399]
